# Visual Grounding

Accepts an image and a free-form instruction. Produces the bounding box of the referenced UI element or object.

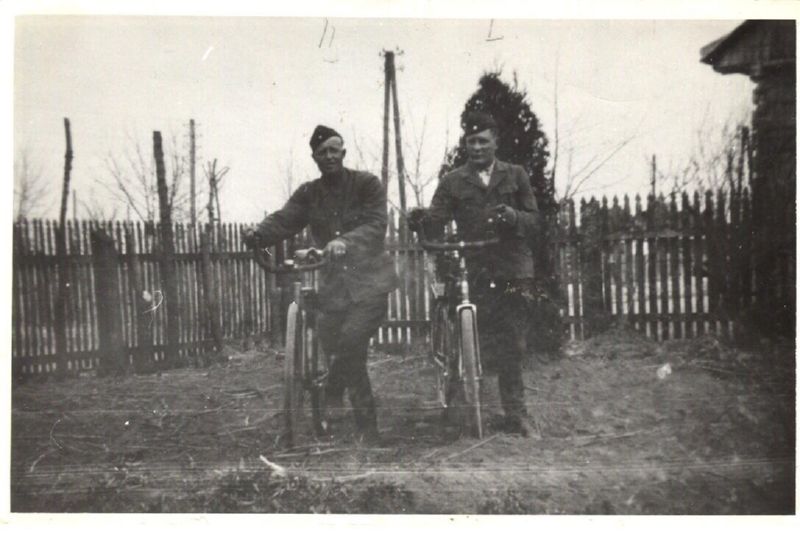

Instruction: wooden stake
[54,118,73,370]
[154,131,180,368]
[190,119,197,228]
[381,51,391,189]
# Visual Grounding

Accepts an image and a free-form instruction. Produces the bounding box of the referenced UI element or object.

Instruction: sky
[12,12,761,223]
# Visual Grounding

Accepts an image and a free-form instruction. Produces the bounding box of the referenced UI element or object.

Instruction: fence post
[580,198,606,336]
[201,225,223,352]
[154,131,180,367]
[91,229,127,376]
[126,224,154,373]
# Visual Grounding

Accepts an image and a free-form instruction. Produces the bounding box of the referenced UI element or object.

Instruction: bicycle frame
[417,225,498,438]
[252,246,330,445]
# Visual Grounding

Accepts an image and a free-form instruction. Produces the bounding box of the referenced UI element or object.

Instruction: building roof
[700,20,795,76]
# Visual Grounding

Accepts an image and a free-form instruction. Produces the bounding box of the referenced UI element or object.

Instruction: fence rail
[12,188,793,377]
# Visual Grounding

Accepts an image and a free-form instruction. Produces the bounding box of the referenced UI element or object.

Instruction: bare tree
[96,130,192,222]
[549,57,638,202]
[656,109,750,196]
[203,158,229,223]
[403,113,442,208]
[13,147,51,220]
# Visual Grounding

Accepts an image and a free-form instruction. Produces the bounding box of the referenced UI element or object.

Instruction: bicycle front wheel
[283,302,304,447]
[459,307,483,439]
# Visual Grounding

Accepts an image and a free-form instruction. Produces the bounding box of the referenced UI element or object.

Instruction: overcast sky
[14,15,756,222]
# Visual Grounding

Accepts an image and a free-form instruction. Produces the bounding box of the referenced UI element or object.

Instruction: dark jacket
[255,168,399,309]
[428,159,538,281]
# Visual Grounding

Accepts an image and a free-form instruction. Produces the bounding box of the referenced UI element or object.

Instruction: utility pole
[381,49,409,240]
[190,119,197,228]
[381,52,391,190]
[650,154,657,197]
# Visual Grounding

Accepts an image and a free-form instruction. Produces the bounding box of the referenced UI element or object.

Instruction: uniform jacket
[255,168,399,309]
[428,159,539,281]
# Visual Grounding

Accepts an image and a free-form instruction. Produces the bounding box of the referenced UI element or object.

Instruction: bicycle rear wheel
[431,300,452,409]
[309,328,329,437]
[459,307,483,439]
[283,302,305,447]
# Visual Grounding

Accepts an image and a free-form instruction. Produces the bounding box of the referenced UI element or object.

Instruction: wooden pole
[381,51,391,190]
[54,118,73,372]
[126,225,154,373]
[650,154,656,197]
[92,229,127,376]
[190,119,197,228]
[201,225,223,351]
[154,131,180,368]
[388,51,408,240]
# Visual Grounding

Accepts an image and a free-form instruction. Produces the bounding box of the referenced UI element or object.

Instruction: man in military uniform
[244,125,398,442]
[411,112,539,437]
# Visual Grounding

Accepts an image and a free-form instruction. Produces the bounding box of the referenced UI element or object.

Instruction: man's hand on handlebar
[324,238,347,259]
[407,208,428,233]
[243,227,261,249]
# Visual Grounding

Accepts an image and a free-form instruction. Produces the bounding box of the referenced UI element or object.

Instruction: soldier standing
[245,125,398,443]
[411,112,539,437]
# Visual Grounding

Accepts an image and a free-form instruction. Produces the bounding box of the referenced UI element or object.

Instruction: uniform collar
[457,159,509,191]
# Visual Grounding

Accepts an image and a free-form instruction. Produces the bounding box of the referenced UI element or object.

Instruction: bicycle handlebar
[417,237,500,252]
[414,216,501,252]
[252,246,329,274]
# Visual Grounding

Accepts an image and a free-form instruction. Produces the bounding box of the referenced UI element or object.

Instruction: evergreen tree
[442,70,563,352]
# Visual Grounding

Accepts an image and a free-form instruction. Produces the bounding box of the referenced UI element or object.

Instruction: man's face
[465,128,498,169]
[312,136,346,176]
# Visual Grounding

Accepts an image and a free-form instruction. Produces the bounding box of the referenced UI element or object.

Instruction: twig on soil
[439,434,499,462]
[692,363,747,377]
[312,470,377,483]
[282,441,336,453]
[276,447,391,459]
[258,454,288,477]
[417,447,444,462]
[275,447,353,459]
[574,429,651,447]
[29,450,53,473]
[49,419,63,450]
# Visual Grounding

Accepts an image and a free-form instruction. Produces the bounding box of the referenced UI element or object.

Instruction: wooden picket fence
[554,188,793,342]
[12,188,792,378]
[11,217,432,377]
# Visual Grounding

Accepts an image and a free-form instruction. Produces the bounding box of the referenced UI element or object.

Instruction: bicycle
[252,245,330,448]
[414,219,500,440]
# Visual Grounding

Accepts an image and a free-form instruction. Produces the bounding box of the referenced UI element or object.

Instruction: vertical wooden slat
[32,219,44,359]
[646,196,658,339]
[704,191,717,335]
[715,189,729,338]
[729,188,742,335]
[680,193,694,339]
[12,222,24,379]
[45,220,60,361]
[741,188,753,311]
[692,192,705,335]
[634,197,645,333]
[657,196,669,340]
[668,194,681,339]
[600,197,612,317]
[18,220,30,366]
[69,220,81,365]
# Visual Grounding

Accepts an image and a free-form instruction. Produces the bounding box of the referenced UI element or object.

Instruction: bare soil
[11,327,795,514]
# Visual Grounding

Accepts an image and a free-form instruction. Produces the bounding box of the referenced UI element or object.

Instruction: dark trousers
[473,278,533,421]
[317,293,388,432]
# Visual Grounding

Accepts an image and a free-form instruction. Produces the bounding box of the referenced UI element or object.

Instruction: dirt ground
[11,326,796,514]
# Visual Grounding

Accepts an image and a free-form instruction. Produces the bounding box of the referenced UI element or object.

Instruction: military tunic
[428,159,539,421]
[254,168,398,433]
